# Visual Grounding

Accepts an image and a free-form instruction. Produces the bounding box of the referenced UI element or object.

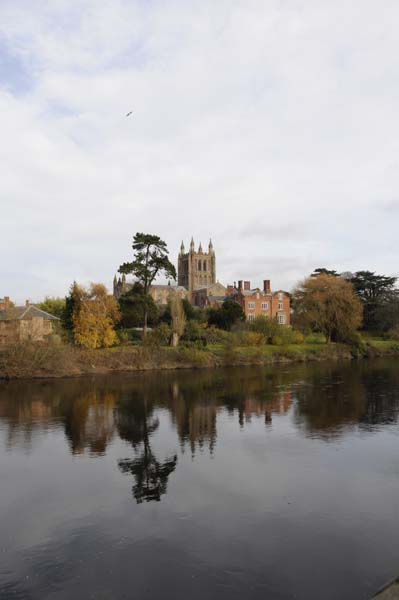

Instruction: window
[198,260,202,271]
[203,261,207,271]
[261,302,268,310]
[248,314,255,322]
[278,303,283,310]
[277,314,286,324]
[248,302,255,310]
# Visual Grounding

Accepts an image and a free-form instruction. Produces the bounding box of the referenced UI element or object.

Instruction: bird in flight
[126,110,133,117]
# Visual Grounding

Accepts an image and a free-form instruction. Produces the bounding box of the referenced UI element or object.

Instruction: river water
[1,360,399,599]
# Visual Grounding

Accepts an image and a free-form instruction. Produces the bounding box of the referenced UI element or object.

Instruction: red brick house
[228,280,290,325]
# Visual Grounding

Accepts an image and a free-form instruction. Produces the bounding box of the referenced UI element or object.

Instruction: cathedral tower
[178,238,216,293]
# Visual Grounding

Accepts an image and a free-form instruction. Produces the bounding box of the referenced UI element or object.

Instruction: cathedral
[178,238,216,293]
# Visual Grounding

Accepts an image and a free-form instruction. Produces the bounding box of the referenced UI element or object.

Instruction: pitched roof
[0,305,59,322]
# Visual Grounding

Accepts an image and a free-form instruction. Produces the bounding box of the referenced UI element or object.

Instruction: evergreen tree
[119,233,176,336]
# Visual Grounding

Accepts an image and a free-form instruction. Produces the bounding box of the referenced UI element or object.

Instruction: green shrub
[235,331,264,346]
[153,323,172,345]
[205,326,230,344]
[342,331,367,357]
[305,333,327,344]
[116,329,130,345]
[290,330,305,344]
[387,325,399,341]
[271,335,283,346]
[249,316,279,342]
[183,320,206,343]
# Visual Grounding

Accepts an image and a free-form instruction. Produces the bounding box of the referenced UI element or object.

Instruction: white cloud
[1,0,399,302]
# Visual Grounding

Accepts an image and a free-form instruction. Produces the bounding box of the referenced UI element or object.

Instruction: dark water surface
[1,360,399,599]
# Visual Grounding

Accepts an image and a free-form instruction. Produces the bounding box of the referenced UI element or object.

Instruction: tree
[170,293,186,347]
[72,283,121,349]
[62,282,81,331]
[119,233,176,336]
[351,271,397,330]
[311,267,339,278]
[207,298,245,331]
[116,394,177,503]
[36,297,66,319]
[118,282,160,328]
[292,274,362,342]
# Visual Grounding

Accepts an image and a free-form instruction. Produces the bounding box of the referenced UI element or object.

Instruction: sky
[1,0,399,303]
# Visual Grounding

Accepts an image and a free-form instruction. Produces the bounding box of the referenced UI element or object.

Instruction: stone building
[178,238,216,295]
[113,276,188,306]
[191,282,227,308]
[228,280,290,324]
[0,300,59,345]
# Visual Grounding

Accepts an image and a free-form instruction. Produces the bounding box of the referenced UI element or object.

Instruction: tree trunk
[170,332,179,347]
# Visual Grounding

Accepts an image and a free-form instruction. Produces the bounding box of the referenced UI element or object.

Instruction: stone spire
[180,240,185,255]
[209,238,214,255]
[198,241,203,253]
[190,237,195,253]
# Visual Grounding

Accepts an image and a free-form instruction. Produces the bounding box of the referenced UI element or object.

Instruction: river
[1,360,399,599]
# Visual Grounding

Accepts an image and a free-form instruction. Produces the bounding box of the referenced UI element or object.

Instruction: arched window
[203,261,207,271]
[198,260,202,271]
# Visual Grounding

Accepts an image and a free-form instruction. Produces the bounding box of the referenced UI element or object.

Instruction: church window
[198,260,202,271]
[203,261,207,271]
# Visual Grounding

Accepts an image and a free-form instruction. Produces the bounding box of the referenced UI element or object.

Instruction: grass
[0,335,398,380]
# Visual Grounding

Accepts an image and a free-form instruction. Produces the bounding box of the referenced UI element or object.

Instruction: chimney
[263,280,271,293]
[1,296,10,310]
[238,280,243,291]
[244,281,251,291]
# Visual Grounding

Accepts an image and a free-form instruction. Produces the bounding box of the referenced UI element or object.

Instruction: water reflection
[1,361,399,502]
[2,361,399,600]
[116,395,177,503]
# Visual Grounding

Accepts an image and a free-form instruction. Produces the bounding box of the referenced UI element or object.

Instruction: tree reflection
[116,395,177,503]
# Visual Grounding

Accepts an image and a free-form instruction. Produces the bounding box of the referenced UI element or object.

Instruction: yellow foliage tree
[72,283,120,349]
[292,274,362,343]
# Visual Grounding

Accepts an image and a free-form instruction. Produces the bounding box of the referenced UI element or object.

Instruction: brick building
[228,280,290,324]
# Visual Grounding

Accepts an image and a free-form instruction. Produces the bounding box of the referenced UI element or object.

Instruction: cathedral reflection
[1,362,399,502]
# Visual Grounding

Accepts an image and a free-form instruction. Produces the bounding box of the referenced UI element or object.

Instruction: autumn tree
[72,283,120,349]
[119,233,176,336]
[292,274,362,342]
[170,293,186,347]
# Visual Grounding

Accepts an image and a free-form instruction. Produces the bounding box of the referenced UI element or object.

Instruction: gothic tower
[178,238,216,293]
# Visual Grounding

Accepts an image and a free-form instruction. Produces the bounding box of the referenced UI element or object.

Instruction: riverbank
[1,338,398,380]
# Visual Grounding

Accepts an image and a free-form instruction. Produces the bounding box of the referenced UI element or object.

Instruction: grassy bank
[1,336,398,380]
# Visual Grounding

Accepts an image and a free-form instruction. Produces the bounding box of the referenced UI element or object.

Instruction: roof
[207,296,226,303]
[0,305,59,322]
[151,285,187,292]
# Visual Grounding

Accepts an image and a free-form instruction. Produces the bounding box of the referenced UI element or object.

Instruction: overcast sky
[1,0,398,303]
